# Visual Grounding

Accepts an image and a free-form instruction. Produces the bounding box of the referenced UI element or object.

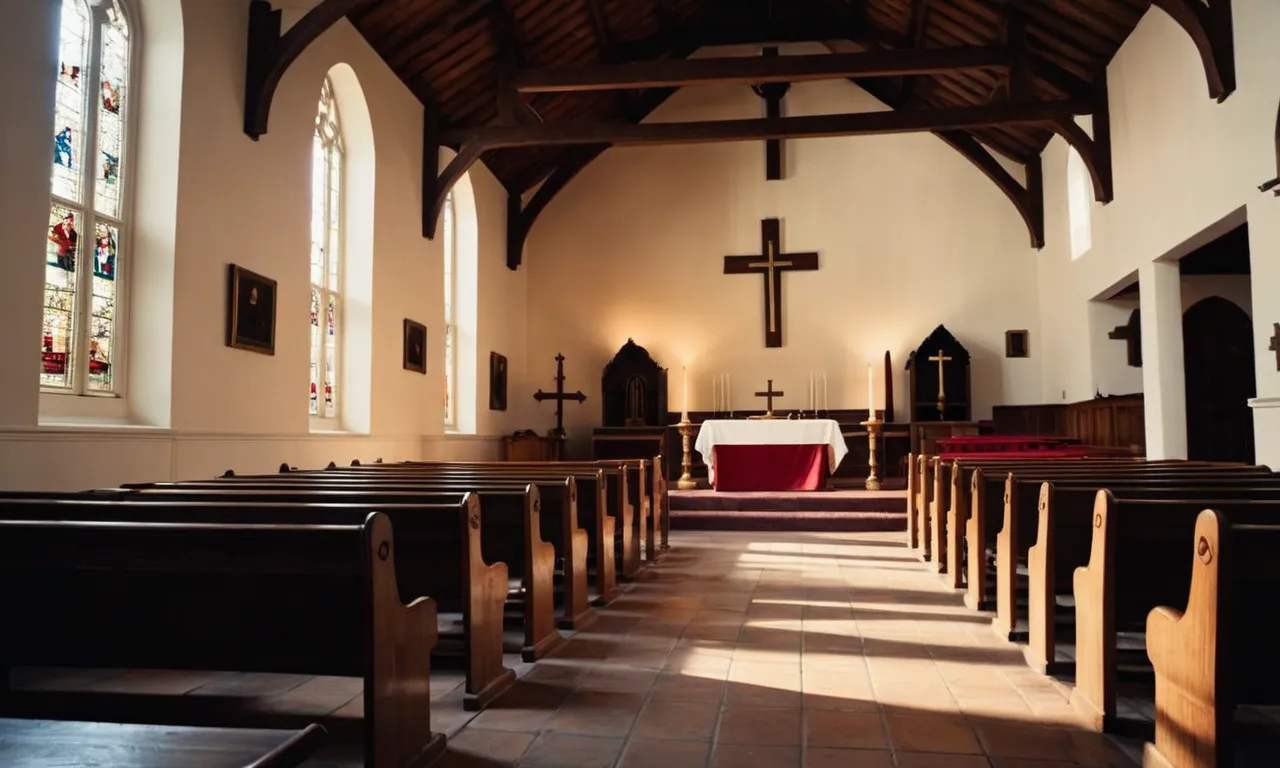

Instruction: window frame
[443,191,457,430]
[309,76,345,430]
[41,0,137,400]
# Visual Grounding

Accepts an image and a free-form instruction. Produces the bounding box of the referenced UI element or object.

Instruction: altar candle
[867,363,875,417]
[681,367,689,421]
[823,373,828,412]
[809,374,814,411]
[726,375,731,412]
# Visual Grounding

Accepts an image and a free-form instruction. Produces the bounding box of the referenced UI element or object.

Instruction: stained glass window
[443,192,456,427]
[310,77,343,422]
[42,0,131,395]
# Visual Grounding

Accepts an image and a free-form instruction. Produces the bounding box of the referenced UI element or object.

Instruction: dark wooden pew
[0,719,328,768]
[115,482,572,661]
[0,495,514,713]
[366,455,655,570]
[1144,510,1280,768]
[1021,480,1280,674]
[1069,494,1280,731]
[330,463,640,581]
[0,511,445,768]
[961,464,1268,611]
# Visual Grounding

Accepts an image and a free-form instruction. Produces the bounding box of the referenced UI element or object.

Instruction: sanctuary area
[1,1,1279,767]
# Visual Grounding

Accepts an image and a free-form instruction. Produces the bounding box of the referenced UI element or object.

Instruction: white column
[1139,260,1187,460]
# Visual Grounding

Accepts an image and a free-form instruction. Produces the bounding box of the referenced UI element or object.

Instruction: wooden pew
[0,495,514,713]
[0,511,445,768]
[1069,494,1280,731]
[118,482,574,660]
[1144,510,1280,768]
[335,462,642,579]
[986,467,1272,634]
[960,464,1266,611]
[1021,480,1280,675]
[0,719,328,768]
[906,452,918,550]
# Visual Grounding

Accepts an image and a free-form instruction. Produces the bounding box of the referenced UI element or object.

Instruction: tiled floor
[438,530,1137,767]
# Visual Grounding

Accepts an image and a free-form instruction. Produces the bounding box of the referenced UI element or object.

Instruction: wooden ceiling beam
[899,0,932,103]
[507,145,609,269]
[937,130,1044,248]
[514,46,1012,93]
[243,0,373,139]
[440,99,1088,149]
[487,0,542,125]
[1150,0,1236,102]
[1052,75,1113,205]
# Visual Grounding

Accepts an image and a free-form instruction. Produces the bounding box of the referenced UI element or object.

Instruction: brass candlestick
[862,418,883,491]
[676,420,699,490]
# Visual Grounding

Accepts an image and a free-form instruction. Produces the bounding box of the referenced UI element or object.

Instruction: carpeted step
[670,508,906,532]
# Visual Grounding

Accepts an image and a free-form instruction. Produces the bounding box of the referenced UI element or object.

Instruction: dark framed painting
[489,352,508,411]
[1005,330,1030,359]
[226,264,277,355]
[403,319,427,374]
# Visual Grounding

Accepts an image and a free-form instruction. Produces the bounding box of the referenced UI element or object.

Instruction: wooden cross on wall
[751,47,791,181]
[724,218,819,348]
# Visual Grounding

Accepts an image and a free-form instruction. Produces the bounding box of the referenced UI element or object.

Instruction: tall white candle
[867,363,875,417]
[823,373,828,412]
[809,374,814,411]
[726,375,731,413]
[681,366,689,421]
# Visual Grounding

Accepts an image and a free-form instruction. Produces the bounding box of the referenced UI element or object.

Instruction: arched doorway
[1183,297,1255,462]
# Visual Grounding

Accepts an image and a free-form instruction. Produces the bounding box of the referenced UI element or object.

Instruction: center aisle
[443,531,1137,768]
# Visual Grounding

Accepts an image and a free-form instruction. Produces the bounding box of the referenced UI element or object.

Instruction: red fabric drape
[712,444,828,491]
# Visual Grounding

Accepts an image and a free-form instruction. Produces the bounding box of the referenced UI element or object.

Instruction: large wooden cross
[724,218,819,348]
[533,353,586,439]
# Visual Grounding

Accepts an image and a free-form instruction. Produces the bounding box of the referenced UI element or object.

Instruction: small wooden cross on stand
[724,218,819,348]
[754,379,783,417]
[1270,323,1280,371]
[533,353,586,440]
[928,349,952,417]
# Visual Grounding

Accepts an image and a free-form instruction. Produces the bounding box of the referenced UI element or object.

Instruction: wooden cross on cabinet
[1270,323,1280,371]
[928,349,952,415]
[754,379,783,416]
[751,47,791,181]
[724,218,819,348]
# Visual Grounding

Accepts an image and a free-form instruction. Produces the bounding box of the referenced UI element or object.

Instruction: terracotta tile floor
[436,530,1138,768]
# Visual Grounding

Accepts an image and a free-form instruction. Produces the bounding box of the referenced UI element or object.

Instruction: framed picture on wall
[490,352,508,411]
[226,264,277,355]
[403,319,427,374]
[1005,330,1030,359]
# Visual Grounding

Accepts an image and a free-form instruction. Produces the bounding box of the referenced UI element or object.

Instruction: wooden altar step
[669,489,906,532]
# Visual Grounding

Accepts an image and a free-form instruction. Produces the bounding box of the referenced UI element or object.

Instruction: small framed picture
[1005,330,1029,359]
[227,264,277,355]
[490,352,508,411]
[403,319,427,374]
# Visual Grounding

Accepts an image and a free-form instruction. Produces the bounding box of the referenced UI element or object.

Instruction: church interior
[2,0,1279,766]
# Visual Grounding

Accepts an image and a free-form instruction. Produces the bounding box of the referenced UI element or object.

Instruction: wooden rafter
[514,46,1012,92]
[487,0,541,126]
[243,0,372,139]
[1260,99,1280,195]
[506,145,608,269]
[423,143,483,240]
[937,131,1044,248]
[439,100,1087,150]
[899,0,932,103]
[1150,0,1236,102]
[1051,74,1113,204]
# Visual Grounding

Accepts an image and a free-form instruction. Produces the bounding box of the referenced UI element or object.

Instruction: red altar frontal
[695,419,848,492]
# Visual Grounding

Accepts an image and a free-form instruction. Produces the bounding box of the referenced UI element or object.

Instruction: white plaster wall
[527,45,1043,445]
[0,0,525,489]
[1036,0,1280,465]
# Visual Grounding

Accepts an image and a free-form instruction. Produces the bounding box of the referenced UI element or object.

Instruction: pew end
[1026,482,1059,675]
[460,495,518,711]
[522,485,568,663]
[906,452,918,550]
[963,468,989,612]
[1069,490,1115,732]
[945,460,965,589]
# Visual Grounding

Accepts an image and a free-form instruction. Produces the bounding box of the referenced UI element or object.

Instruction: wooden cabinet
[989,395,1144,453]
[503,431,562,461]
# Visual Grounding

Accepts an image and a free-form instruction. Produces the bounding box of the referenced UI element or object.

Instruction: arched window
[310,77,344,423]
[443,191,457,428]
[42,0,132,395]
[1067,147,1092,260]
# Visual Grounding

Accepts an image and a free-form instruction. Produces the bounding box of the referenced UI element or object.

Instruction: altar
[694,419,849,491]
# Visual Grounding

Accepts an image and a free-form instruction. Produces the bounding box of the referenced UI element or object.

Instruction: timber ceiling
[348,0,1152,194]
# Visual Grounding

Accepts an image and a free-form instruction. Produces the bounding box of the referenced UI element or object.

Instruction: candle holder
[676,419,700,490]
[861,418,883,491]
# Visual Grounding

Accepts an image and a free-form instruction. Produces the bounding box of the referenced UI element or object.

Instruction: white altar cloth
[694,419,849,482]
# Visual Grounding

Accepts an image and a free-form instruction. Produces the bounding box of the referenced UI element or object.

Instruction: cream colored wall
[527,45,1043,447]
[0,0,525,490]
[1035,0,1280,464]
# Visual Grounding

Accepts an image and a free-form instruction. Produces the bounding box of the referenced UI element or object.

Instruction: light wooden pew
[0,510,445,768]
[1144,510,1280,768]
[1069,494,1280,732]
[1019,480,1280,675]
